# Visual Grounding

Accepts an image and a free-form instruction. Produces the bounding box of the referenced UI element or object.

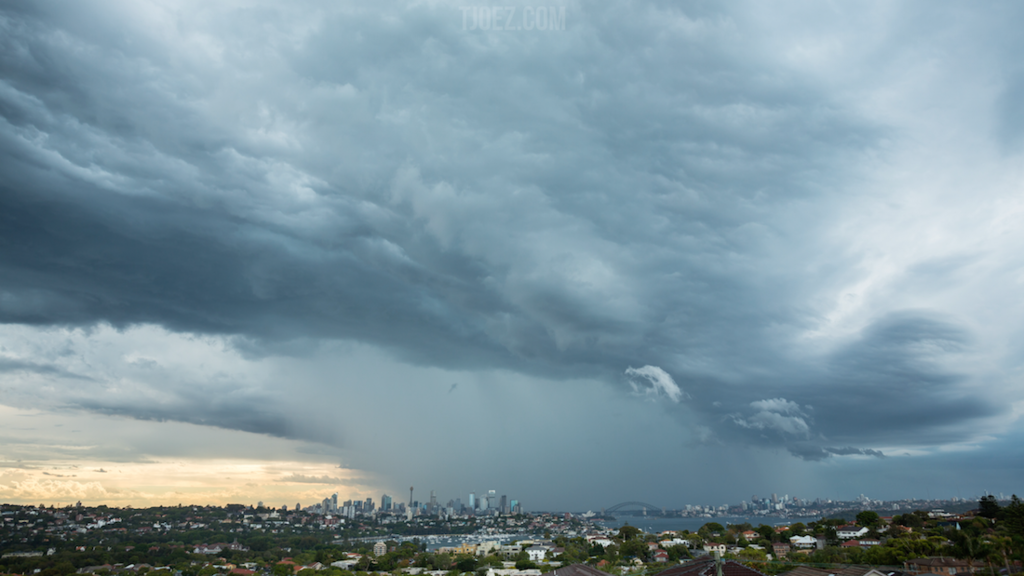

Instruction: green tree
[736,548,766,561]
[455,555,478,572]
[618,526,641,541]
[699,523,725,536]
[665,544,691,562]
[514,552,536,570]
[618,540,648,562]
[824,526,838,547]
[856,511,881,529]
[978,496,1000,519]
[1002,494,1024,536]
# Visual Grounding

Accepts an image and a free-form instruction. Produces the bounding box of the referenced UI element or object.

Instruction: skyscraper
[469,492,475,511]
[407,487,414,520]
[381,494,392,510]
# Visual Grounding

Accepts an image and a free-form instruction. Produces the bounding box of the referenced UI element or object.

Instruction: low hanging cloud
[625,365,686,403]
[787,444,887,462]
[732,398,812,437]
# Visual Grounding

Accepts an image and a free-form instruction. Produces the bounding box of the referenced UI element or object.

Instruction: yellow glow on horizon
[0,457,380,508]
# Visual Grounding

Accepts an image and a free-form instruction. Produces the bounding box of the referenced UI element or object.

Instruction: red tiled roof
[550,564,609,576]
[778,567,830,576]
[655,558,769,576]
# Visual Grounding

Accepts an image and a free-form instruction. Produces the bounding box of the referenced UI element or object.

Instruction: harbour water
[595,515,821,533]
[349,515,823,551]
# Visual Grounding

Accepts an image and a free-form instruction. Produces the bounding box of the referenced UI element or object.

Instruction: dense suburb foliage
[2,497,1023,576]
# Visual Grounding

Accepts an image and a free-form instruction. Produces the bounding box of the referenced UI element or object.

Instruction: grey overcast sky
[1,1,1023,510]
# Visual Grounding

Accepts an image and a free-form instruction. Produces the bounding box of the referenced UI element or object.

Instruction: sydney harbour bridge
[602,501,666,515]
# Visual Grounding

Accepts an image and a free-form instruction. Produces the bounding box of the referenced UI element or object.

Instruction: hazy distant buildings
[298,485,521,520]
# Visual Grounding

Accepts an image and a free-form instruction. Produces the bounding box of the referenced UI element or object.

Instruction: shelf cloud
[2,0,1024,508]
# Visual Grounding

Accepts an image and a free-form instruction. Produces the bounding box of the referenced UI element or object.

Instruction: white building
[836,526,869,540]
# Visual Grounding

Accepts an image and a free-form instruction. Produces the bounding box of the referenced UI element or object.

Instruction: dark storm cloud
[695,312,999,458]
[0,356,94,380]
[0,0,1019,474]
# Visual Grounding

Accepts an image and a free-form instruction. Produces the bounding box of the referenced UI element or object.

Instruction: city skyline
[2,1,1024,510]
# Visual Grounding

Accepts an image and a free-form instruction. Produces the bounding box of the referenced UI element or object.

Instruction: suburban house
[836,526,870,540]
[526,545,550,562]
[193,544,222,555]
[654,557,770,576]
[703,543,726,556]
[780,567,891,576]
[549,564,611,576]
[586,536,615,548]
[841,539,881,549]
[476,542,502,557]
[500,544,523,559]
[789,535,817,549]
[904,558,981,575]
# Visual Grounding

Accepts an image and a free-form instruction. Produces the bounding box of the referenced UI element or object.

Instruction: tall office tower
[332,493,338,512]
[410,486,414,507]
[487,490,496,510]
[365,497,373,512]
[322,497,331,513]
[430,491,437,513]
[500,495,507,514]
[382,494,392,510]
[510,499,518,514]
[469,492,475,511]
[296,502,301,511]
[771,493,778,504]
